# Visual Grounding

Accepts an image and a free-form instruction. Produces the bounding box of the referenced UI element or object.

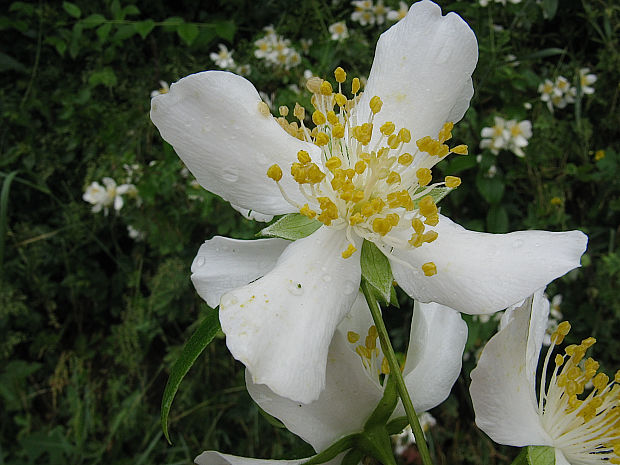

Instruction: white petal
[150,71,321,215]
[470,295,552,447]
[230,203,274,222]
[357,0,477,146]
[246,296,381,451]
[394,301,467,415]
[220,227,362,404]
[195,451,323,465]
[390,214,587,314]
[191,236,290,308]
[555,449,570,465]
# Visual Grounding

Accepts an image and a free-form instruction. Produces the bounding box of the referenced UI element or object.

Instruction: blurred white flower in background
[83,177,137,215]
[579,67,597,94]
[387,1,409,21]
[329,21,349,41]
[150,80,169,98]
[480,117,532,157]
[210,44,236,70]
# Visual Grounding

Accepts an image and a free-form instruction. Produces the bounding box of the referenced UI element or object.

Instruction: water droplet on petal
[322,274,332,283]
[513,239,524,249]
[288,281,304,296]
[343,280,357,295]
[222,166,239,182]
[221,294,239,307]
[194,256,206,267]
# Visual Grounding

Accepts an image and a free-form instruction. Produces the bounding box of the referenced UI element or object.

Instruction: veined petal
[230,203,275,222]
[555,449,570,465]
[470,294,552,447]
[191,236,289,308]
[390,215,587,314]
[195,451,341,465]
[150,71,321,215]
[220,227,362,404]
[246,297,381,451]
[394,301,467,415]
[357,0,477,147]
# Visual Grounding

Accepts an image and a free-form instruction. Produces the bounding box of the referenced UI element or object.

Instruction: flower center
[264,67,467,272]
[538,321,620,463]
[347,325,389,384]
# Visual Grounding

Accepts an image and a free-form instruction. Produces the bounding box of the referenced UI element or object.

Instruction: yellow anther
[398,128,411,143]
[593,373,609,391]
[315,132,330,146]
[306,76,323,93]
[567,366,581,380]
[258,101,271,117]
[387,134,400,149]
[267,164,283,181]
[327,110,339,126]
[422,231,438,244]
[360,201,374,217]
[352,190,364,203]
[386,171,401,184]
[293,103,305,120]
[334,93,347,107]
[365,334,376,350]
[297,150,311,164]
[438,122,454,143]
[351,77,360,94]
[582,337,596,348]
[424,214,438,226]
[349,213,364,225]
[369,96,383,114]
[372,218,392,236]
[345,169,356,180]
[325,156,342,172]
[452,144,468,155]
[416,168,432,186]
[615,370,620,383]
[312,110,326,126]
[342,243,357,259]
[445,176,461,188]
[300,204,317,219]
[409,234,423,248]
[279,105,289,117]
[371,198,385,213]
[416,136,433,153]
[354,160,367,174]
[334,67,346,83]
[411,218,425,234]
[418,195,437,217]
[422,262,437,276]
[386,213,400,226]
[436,144,450,157]
[381,357,390,375]
[347,331,360,343]
[566,380,578,396]
[356,345,370,359]
[306,164,326,183]
[557,321,571,335]
[320,80,333,96]
[333,123,345,139]
[398,153,413,166]
[380,121,395,136]
[555,354,564,366]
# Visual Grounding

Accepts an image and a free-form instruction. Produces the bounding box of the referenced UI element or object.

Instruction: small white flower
[387,1,409,21]
[373,0,389,24]
[300,38,313,54]
[82,177,136,215]
[150,80,169,98]
[579,67,597,95]
[393,413,437,454]
[127,225,145,240]
[505,119,532,158]
[471,290,620,465]
[352,0,377,26]
[235,63,251,76]
[329,21,349,41]
[210,43,235,70]
[480,116,509,155]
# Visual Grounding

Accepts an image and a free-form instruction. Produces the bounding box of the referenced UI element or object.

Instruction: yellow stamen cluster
[264,66,469,269]
[348,325,389,376]
[539,321,620,463]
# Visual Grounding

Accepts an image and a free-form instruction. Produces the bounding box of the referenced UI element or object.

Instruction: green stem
[360,280,434,465]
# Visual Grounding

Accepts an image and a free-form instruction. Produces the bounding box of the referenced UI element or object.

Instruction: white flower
[82,177,136,215]
[300,38,313,54]
[579,67,597,95]
[480,116,509,155]
[470,290,620,465]
[373,0,389,24]
[235,63,251,76]
[387,1,409,21]
[352,0,377,26]
[151,0,587,404]
[196,296,467,465]
[505,119,532,158]
[329,21,349,41]
[127,225,145,240]
[210,43,235,70]
[150,80,169,98]
[393,413,437,454]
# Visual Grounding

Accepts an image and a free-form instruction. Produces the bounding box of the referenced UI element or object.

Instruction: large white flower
[150,0,587,404]
[196,295,467,465]
[470,290,620,465]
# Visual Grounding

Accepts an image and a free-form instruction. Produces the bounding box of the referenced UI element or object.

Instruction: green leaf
[161,307,221,443]
[0,171,18,275]
[527,446,555,465]
[177,22,199,45]
[360,240,393,304]
[447,154,477,174]
[62,1,81,18]
[123,4,140,16]
[486,204,508,233]
[214,20,236,42]
[45,36,67,56]
[412,186,452,207]
[0,52,27,73]
[134,19,155,39]
[541,0,558,19]
[88,67,117,88]
[96,22,112,41]
[476,175,505,204]
[162,16,184,30]
[112,23,136,41]
[258,213,321,241]
[80,14,105,29]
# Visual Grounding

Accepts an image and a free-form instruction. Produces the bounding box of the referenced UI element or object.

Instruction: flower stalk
[360,279,434,465]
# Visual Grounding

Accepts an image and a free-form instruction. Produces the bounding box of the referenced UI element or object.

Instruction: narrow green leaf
[301,434,356,465]
[0,170,18,276]
[177,23,199,46]
[134,20,155,39]
[476,175,505,204]
[161,307,220,444]
[520,48,566,61]
[412,186,452,207]
[0,52,28,73]
[527,446,555,465]
[486,205,508,233]
[258,213,321,240]
[80,13,105,29]
[214,20,236,42]
[360,240,392,304]
[62,1,81,18]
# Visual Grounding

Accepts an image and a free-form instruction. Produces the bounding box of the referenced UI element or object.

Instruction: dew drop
[222,166,239,182]
[513,239,524,249]
[288,281,304,296]
[194,256,206,267]
[322,274,332,283]
[343,280,357,295]
[221,294,239,307]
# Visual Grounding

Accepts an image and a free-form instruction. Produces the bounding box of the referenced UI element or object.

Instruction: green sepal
[389,286,400,309]
[160,307,221,444]
[360,240,393,304]
[258,213,322,241]
[412,186,452,207]
[301,434,357,465]
[386,416,408,435]
[356,426,397,465]
[511,446,555,465]
[340,449,363,465]
[364,375,398,429]
[257,405,286,429]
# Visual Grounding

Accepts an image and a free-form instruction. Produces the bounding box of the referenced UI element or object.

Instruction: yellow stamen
[422,262,437,276]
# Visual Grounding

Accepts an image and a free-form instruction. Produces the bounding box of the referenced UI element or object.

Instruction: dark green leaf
[258,213,321,240]
[134,20,155,39]
[476,176,505,204]
[80,13,105,29]
[0,52,27,73]
[361,240,392,304]
[486,205,508,233]
[88,67,117,89]
[527,446,555,465]
[0,171,18,274]
[177,22,199,46]
[214,20,236,42]
[541,0,558,19]
[113,23,136,41]
[62,1,81,18]
[161,307,221,443]
[123,4,140,16]
[96,22,112,41]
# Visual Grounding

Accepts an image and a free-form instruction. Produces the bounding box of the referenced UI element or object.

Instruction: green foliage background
[1,0,619,464]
